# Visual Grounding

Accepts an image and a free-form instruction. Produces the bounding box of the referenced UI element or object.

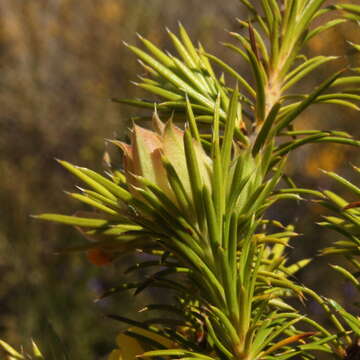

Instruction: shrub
[2,1,360,359]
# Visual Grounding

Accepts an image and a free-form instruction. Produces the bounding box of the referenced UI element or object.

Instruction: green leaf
[170,236,225,307]
[125,43,215,109]
[330,265,360,288]
[202,185,220,249]
[332,3,360,16]
[297,0,328,37]
[0,340,24,359]
[185,95,201,142]
[170,55,210,95]
[282,56,337,91]
[332,76,360,87]
[203,51,255,97]
[222,42,249,63]
[166,28,196,68]
[31,340,44,359]
[162,157,194,217]
[236,20,269,63]
[34,214,110,228]
[135,82,183,101]
[66,192,118,215]
[252,102,281,156]
[211,98,225,226]
[80,188,120,208]
[275,133,328,157]
[221,88,240,175]
[204,316,233,359]
[57,160,117,201]
[136,33,174,68]
[246,46,267,123]
[208,305,240,346]
[322,170,360,197]
[328,299,360,335]
[178,22,200,64]
[276,69,345,133]
[112,98,161,109]
[139,349,215,359]
[306,19,347,41]
[183,129,205,229]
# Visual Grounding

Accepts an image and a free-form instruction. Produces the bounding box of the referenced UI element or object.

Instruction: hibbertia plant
[1,1,360,359]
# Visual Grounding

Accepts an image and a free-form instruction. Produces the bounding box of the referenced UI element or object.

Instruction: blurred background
[0,0,358,358]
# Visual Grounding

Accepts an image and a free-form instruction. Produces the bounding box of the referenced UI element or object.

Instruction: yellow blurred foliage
[108,327,175,359]
[97,1,123,22]
[114,333,144,359]
[108,349,123,360]
[305,145,346,178]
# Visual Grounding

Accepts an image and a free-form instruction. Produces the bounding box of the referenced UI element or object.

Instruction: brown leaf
[344,201,360,210]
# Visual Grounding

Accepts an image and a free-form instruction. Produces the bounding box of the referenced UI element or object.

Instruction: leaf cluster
[30,1,360,359]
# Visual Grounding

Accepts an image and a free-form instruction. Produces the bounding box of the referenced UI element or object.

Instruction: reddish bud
[86,248,113,266]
